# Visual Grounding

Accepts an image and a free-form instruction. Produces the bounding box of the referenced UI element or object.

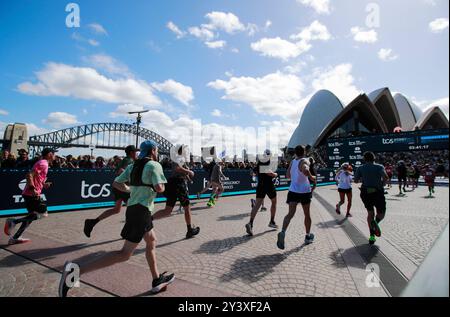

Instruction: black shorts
[113,187,130,203]
[23,195,47,214]
[286,191,312,206]
[398,175,407,182]
[164,178,190,207]
[120,204,154,243]
[360,188,386,213]
[256,182,277,199]
[338,188,353,194]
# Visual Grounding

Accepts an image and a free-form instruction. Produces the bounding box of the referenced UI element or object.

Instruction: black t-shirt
[397,164,407,177]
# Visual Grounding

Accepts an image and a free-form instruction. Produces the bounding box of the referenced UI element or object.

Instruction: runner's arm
[286,161,293,179]
[113,165,132,192]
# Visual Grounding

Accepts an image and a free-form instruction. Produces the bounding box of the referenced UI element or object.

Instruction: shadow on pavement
[193,230,275,255]
[316,218,348,229]
[220,244,306,283]
[217,212,250,222]
[329,244,381,269]
[0,238,122,267]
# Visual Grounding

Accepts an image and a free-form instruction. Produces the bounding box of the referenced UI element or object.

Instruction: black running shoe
[151,272,175,294]
[245,223,253,236]
[83,219,97,238]
[59,261,79,297]
[186,226,200,239]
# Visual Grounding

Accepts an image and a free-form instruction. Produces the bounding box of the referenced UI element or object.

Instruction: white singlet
[289,159,311,194]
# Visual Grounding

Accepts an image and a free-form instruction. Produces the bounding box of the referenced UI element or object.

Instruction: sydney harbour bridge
[1,122,174,156]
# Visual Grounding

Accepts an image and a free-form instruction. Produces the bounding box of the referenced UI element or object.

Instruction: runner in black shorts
[152,148,200,239]
[397,160,407,195]
[83,145,137,238]
[354,152,389,245]
[245,150,279,236]
[59,141,175,297]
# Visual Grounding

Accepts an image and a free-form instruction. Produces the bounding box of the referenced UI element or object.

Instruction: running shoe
[346,213,353,218]
[245,223,253,236]
[335,204,341,215]
[83,219,97,238]
[432,188,435,194]
[268,222,278,229]
[4,219,15,236]
[251,199,256,208]
[197,192,201,200]
[305,233,315,245]
[369,235,377,245]
[186,226,200,239]
[8,237,31,245]
[371,219,382,237]
[151,272,175,294]
[261,206,267,212]
[59,261,78,297]
[277,231,285,250]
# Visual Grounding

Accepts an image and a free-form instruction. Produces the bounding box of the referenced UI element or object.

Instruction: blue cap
[138,140,158,159]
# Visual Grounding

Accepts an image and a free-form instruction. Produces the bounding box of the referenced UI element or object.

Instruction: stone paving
[0,185,447,297]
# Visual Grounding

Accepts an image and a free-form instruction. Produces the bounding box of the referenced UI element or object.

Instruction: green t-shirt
[114,160,167,213]
[115,157,133,174]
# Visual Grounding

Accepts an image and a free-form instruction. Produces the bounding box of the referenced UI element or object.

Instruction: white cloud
[297,0,331,14]
[88,23,108,36]
[251,37,308,61]
[17,62,162,107]
[378,48,399,61]
[247,23,259,36]
[413,97,449,118]
[204,11,246,34]
[26,123,50,136]
[82,54,132,77]
[152,79,194,106]
[88,39,100,47]
[251,21,331,61]
[211,109,223,117]
[43,112,79,128]
[265,20,272,30]
[0,109,8,116]
[311,63,361,105]
[429,18,449,33]
[350,27,378,43]
[167,21,186,38]
[231,48,239,53]
[188,26,216,41]
[205,40,227,49]
[208,72,305,117]
[109,104,146,118]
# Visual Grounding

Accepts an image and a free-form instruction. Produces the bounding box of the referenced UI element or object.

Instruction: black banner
[0,168,337,217]
[326,129,449,169]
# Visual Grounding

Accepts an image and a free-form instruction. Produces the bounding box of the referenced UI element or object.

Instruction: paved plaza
[0,185,448,297]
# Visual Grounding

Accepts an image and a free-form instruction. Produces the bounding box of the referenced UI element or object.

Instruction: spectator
[15,149,34,169]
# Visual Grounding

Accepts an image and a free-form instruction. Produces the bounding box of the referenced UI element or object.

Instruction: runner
[407,163,415,190]
[422,164,436,197]
[197,161,215,199]
[4,148,55,245]
[83,145,138,238]
[277,145,316,250]
[354,152,388,246]
[397,160,407,195]
[335,163,353,218]
[250,167,267,212]
[207,161,227,207]
[385,163,393,189]
[245,150,278,236]
[59,141,175,297]
[152,148,200,239]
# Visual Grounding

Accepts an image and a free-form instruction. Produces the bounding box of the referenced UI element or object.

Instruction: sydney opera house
[288,88,449,149]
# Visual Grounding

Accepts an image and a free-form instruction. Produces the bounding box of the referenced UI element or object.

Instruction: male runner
[152,150,200,239]
[397,160,407,195]
[277,145,316,249]
[245,150,279,236]
[354,152,389,245]
[423,164,436,197]
[385,163,393,189]
[197,161,215,199]
[207,161,227,207]
[83,145,138,238]
[59,141,175,297]
[4,148,55,244]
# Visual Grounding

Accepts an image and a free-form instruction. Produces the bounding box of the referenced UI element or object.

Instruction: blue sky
[0,0,448,156]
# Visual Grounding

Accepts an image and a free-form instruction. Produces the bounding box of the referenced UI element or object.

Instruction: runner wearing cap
[83,145,138,238]
[4,148,56,244]
[245,149,279,236]
[59,140,175,297]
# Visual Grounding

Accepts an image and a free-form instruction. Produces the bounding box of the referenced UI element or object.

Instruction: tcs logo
[81,181,111,199]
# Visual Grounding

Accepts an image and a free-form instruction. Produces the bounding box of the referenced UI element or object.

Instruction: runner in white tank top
[277,145,317,250]
[335,163,353,217]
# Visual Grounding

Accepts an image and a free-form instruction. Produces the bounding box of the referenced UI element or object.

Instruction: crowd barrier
[0,168,337,217]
